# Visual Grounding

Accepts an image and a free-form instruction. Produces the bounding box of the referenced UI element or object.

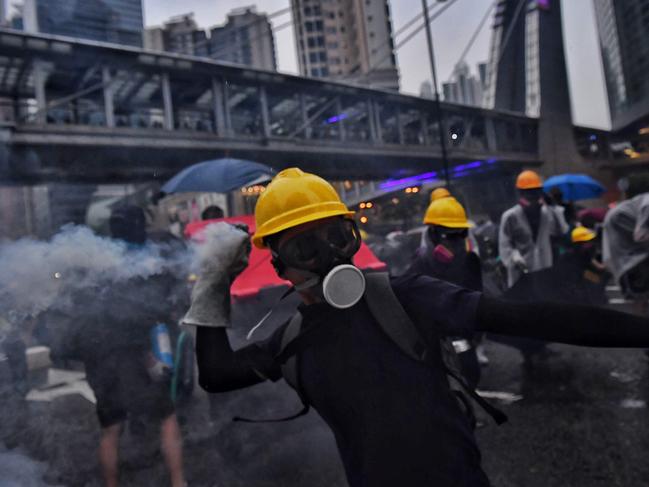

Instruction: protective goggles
[428,226,468,242]
[274,218,361,271]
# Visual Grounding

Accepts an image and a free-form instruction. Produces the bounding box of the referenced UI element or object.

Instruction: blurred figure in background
[407,197,483,386]
[499,170,569,288]
[603,193,649,310]
[56,206,186,487]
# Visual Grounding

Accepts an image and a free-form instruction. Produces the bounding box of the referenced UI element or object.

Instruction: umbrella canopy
[185,215,386,300]
[161,158,275,194]
[543,173,605,201]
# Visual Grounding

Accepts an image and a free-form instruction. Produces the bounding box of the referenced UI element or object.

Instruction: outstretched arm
[477,296,649,347]
[196,327,265,393]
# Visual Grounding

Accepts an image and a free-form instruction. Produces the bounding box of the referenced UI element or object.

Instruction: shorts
[85,349,175,428]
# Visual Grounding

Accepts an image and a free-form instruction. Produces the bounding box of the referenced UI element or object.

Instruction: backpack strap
[232,313,310,423]
[364,272,507,426]
[280,313,303,393]
[364,272,428,362]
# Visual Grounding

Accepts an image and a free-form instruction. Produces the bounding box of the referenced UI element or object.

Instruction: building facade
[594,0,649,131]
[291,0,399,91]
[144,14,209,57]
[210,7,277,71]
[442,62,484,107]
[23,0,144,47]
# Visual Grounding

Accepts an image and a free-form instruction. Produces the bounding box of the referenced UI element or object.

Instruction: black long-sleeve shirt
[197,274,649,487]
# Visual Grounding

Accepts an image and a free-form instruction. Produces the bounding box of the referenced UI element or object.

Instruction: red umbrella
[185,215,386,300]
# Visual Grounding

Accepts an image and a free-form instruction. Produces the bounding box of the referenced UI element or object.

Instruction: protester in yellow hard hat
[553,226,608,305]
[499,169,569,288]
[430,187,452,202]
[192,167,649,487]
[408,196,484,386]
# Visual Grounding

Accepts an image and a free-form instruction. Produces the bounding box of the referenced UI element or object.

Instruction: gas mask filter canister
[321,264,366,309]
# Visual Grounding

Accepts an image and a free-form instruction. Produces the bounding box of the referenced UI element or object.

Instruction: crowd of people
[3,167,649,487]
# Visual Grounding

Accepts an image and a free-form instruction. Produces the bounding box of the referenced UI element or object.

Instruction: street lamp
[421,0,451,187]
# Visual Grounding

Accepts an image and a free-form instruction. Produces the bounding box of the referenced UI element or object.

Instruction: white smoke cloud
[0,225,197,320]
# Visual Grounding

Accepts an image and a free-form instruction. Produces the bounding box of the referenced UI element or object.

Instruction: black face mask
[270,219,362,277]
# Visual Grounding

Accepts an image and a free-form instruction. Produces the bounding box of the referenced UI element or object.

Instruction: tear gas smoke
[0,225,195,322]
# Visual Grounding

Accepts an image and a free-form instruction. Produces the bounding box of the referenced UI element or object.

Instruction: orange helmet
[516,170,543,190]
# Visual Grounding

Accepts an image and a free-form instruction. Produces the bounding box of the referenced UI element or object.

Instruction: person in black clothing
[57,206,186,487]
[192,168,649,487]
[407,196,482,387]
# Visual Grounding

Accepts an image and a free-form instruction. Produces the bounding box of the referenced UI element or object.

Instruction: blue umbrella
[543,173,605,201]
[161,158,275,194]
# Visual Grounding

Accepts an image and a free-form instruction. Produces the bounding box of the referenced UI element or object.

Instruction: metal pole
[421,0,450,186]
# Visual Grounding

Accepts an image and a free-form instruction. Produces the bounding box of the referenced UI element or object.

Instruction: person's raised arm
[196,327,264,392]
[477,296,649,347]
[184,222,266,393]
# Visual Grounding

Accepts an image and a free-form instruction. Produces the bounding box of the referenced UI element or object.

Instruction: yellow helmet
[252,168,355,249]
[516,170,543,190]
[423,197,472,228]
[430,187,452,202]
[571,226,596,243]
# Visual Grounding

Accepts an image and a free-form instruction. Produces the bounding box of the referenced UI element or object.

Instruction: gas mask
[427,226,469,264]
[271,218,365,309]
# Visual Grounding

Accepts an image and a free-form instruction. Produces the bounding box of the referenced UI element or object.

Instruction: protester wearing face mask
[407,196,482,387]
[192,168,649,487]
[499,170,569,288]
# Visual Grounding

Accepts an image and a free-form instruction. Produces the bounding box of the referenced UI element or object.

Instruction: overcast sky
[143,0,610,129]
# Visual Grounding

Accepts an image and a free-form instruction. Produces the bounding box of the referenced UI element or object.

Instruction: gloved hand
[182,222,252,328]
[511,249,528,273]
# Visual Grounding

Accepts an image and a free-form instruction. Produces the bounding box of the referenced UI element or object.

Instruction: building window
[310,52,318,63]
[326,26,337,34]
[315,20,324,31]
[317,36,325,47]
[369,31,375,38]
[319,51,327,62]
[311,67,320,76]
[367,15,373,22]
[327,41,339,49]
[306,21,314,32]
[308,37,316,48]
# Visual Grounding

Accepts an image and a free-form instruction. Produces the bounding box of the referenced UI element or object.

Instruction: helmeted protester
[499,170,569,287]
[603,193,649,299]
[192,168,649,487]
[430,186,452,202]
[407,196,483,386]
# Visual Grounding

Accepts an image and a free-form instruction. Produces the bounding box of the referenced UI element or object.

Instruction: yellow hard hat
[430,187,452,202]
[252,168,355,249]
[516,170,543,189]
[423,197,472,228]
[571,226,596,243]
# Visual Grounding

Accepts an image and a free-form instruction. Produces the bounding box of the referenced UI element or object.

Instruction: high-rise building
[210,7,277,71]
[22,0,144,47]
[291,0,399,91]
[144,14,209,57]
[442,62,484,107]
[594,0,649,130]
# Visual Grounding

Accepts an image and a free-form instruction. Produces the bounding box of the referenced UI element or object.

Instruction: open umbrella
[161,158,275,194]
[543,173,605,201]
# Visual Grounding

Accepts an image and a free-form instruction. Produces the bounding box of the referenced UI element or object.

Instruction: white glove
[182,223,251,328]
